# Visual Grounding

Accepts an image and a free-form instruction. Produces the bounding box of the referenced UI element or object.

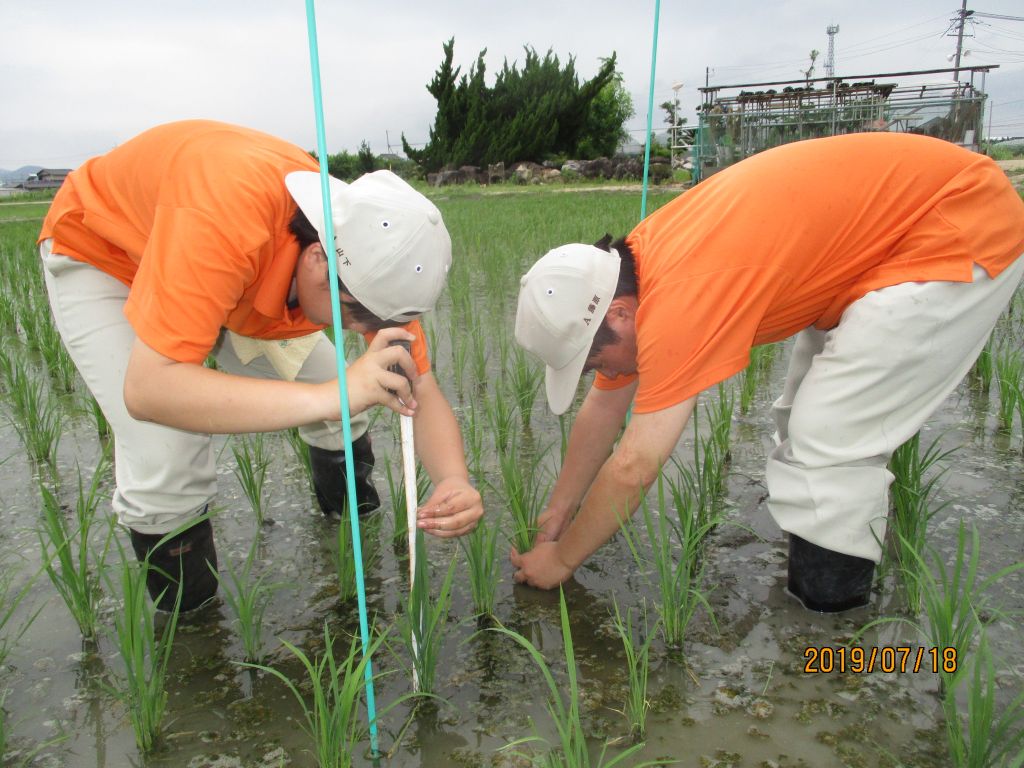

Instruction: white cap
[515,244,621,415]
[285,170,452,322]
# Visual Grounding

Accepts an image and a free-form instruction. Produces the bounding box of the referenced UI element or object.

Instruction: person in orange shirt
[511,132,1024,612]
[39,120,482,611]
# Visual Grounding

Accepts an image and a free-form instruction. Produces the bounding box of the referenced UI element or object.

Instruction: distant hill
[0,166,43,185]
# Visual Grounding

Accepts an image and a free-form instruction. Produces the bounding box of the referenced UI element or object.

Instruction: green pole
[301,0,380,757]
[640,0,662,220]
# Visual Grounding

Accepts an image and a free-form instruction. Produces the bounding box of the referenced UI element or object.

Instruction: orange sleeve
[123,205,259,363]
[362,319,431,377]
[630,267,779,413]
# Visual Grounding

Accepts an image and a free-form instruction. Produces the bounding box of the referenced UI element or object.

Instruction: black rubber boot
[129,516,218,612]
[787,534,874,613]
[309,433,381,517]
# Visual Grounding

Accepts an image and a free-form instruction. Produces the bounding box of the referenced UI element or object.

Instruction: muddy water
[2,319,1023,768]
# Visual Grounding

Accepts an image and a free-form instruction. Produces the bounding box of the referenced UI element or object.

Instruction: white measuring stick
[400,410,419,690]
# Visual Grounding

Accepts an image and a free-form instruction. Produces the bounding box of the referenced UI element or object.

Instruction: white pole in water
[400,409,419,691]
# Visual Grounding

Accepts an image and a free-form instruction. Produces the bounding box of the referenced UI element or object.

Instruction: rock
[487,162,506,183]
[539,168,562,183]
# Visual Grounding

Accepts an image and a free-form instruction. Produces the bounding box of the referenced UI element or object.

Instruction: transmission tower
[825,24,840,79]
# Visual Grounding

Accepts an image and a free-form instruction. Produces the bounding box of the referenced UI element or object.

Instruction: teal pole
[301,0,380,756]
[640,0,662,220]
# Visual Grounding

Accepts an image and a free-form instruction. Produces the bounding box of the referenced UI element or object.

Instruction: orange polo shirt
[595,132,1024,413]
[39,119,430,372]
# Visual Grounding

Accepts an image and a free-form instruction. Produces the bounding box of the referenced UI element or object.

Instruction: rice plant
[5,362,63,474]
[470,325,489,387]
[36,314,76,394]
[382,456,431,552]
[463,401,486,489]
[231,433,271,526]
[621,474,718,655]
[857,522,1022,699]
[103,539,182,754]
[37,453,113,642]
[508,343,543,427]
[284,426,314,495]
[450,329,470,398]
[486,380,517,454]
[460,512,501,619]
[86,394,110,441]
[610,599,657,742]
[399,533,456,694]
[969,337,994,393]
[0,562,40,669]
[333,504,381,603]
[994,347,1023,434]
[213,540,286,664]
[497,435,550,553]
[887,432,955,613]
[739,344,775,415]
[242,623,388,768]
[945,629,1024,767]
[489,589,659,768]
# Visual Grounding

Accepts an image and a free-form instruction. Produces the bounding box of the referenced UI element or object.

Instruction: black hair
[288,206,409,331]
[586,234,637,361]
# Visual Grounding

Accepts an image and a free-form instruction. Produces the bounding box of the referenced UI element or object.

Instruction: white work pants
[40,241,368,535]
[767,256,1024,562]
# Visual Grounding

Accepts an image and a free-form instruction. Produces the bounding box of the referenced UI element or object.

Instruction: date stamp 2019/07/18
[803,646,957,674]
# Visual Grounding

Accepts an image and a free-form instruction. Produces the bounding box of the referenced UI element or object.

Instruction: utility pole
[825,24,839,79]
[953,0,969,82]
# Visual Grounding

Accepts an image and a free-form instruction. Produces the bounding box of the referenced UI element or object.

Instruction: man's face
[583,298,639,380]
[295,244,371,332]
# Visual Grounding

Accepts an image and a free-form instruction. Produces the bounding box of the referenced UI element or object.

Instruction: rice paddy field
[1,183,1023,768]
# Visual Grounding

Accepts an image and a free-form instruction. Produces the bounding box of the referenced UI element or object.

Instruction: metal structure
[825,24,839,79]
[693,66,994,183]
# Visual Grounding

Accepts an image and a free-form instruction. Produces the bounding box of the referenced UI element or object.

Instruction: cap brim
[284,171,348,234]
[544,341,592,416]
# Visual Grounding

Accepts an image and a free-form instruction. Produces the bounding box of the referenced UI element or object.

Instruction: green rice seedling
[399,534,457,694]
[470,325,489,387]
[86,394,110,441]
[489,590,661,768]
[382,455,431,552]
[333,504,381,603]
[887,432,955,613]
[6,369,63,474]
[463,401,486,489]
[0,291,16,333]
[949,630,1024,768]
[559,413,571,466]
[994,346,1023,434]
[283,426,314,495]
[497,435,551,553]
[969,337,994,394]
[609,599,657,742]
[486,380,517,454]
[213,540,286,664]
[36,315,76,394]
[103,538,182,754]
[460,513,501,619]
[242,623,389,768]
[37,452,113,642]
[231,433,271,526]
[857,522,1023,699]
[706,383,734,466]
[450,328,470,398]
[738,344,775,415]
[0,562,41,670]
[621,475,718,655]
[508,343,543,427]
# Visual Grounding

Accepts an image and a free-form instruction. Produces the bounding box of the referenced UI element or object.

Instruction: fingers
[367,326,415,350]
[417,487,483,538]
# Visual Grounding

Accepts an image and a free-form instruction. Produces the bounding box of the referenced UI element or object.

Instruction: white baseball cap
[515,243,621,415]
[285,169,452,322]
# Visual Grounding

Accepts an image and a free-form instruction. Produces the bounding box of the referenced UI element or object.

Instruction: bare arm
[411,371,484,538]
[123,327,419,434]
[512,395,698,588]
[536,380,638,542]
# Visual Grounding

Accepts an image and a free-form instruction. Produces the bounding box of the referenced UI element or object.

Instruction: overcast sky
[2,0,1022,170]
